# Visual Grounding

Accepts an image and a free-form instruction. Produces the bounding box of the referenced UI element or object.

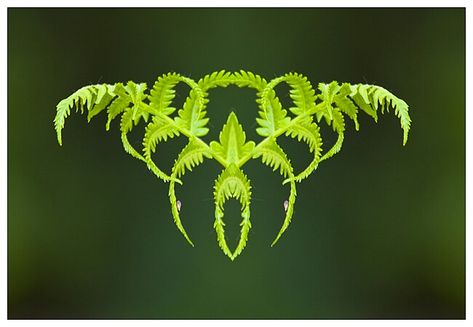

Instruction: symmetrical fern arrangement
[54,70,411,260]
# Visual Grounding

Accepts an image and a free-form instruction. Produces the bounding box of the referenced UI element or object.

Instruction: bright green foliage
[213,164,252,260]
[210,112,255,164]
[54,70,411,260]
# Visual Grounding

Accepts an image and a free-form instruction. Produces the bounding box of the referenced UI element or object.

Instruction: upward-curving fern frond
[54,70,411,261]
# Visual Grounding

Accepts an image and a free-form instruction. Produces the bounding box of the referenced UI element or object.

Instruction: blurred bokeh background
[8,8,465,318]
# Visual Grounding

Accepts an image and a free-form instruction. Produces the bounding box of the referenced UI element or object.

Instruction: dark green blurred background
[8,8,465,319]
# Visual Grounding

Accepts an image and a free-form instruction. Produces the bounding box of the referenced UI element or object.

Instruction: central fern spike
[54,70,411,260]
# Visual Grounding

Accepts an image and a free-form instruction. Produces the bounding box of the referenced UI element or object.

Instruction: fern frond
[198,70,234,90]
[167,140,211,247]
[87,84,116,122]
[231,70,267,91]
[284,73,317,116]
[210,112,255,164]
[174,88,209,137]
[333,83,360,130]
[105,83,130,130]
[256,88,291,137]
[172,138,212,178]
[366,85,411,145]
[327,82,411,145]
[142,115,181,182]
[149,72,182,116]
[213,164,252,260]
[349,84,378,122]
[253,139,292,178]
[54,84,118,145]
[320,108,345,162]
[315,81,341,122]
[116,83,153,164]
[253,139,297,246]
[55,71,412,261]
[284,116,323,181]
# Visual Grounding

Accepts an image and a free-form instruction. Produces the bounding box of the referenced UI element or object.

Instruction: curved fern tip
[54,70,411,260]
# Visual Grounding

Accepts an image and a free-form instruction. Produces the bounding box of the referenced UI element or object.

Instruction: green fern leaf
[253,139,292,178]
[256,88,291,137]
[86,84,116,122]
[149,72,182,116]
[320,108,345,161]
[105,83,130,130]
[213,164,252,260]
[142,115,181,182]
[253,139,297,246]
[172,138,212,178]
[284,116,323,181]
[333,83,360,130]
[349,84,378,122]
[366,85,411,145]
[198,70,233,90]
[315,81,341,122]
[54,85,102,145]
[210,112,255,164]
[174,88,209,137]
[231,70,267,91]
[167,139,212,247]
[284,73,317,116]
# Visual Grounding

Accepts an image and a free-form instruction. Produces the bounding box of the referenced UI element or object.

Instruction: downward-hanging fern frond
[142,115,181,182]
[213,164,252,260]
[284,116,323,181]
[54,71,411,261]
[252,139,297,246]
[167,139,212,246]
[118,82,151,162]
[333,83,360,131]
[54,83,118,145]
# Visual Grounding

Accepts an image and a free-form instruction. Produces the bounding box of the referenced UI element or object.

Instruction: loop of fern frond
[213,164,252,260]
[231,70,267,91]
[198,70,234,91]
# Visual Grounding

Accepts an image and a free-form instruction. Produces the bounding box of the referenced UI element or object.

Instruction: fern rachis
[54,70,411,260]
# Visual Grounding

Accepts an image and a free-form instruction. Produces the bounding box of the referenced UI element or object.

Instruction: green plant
[54,70,411,260]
